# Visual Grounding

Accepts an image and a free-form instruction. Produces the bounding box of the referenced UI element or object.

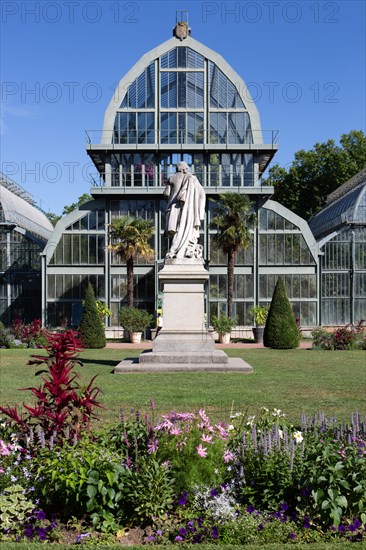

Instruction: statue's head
[176,161,189,173]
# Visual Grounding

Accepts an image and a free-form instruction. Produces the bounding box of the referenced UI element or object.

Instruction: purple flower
[281,502,289,511]
[257,523,264,531]
[156,529,162,536]
[210,488,219,498]
[303,517,311,529]
[349,523,358,533]
[301,487,310,497]
[290,532,296,540]
[338,525,346,533]
[36,510,46,520]
[37,528,47,540]
[211,526,219,539]
[246,505,255,513]
[179,528,187,536]
[148,535,155,541]
[24,526,34,538]
[353,518,362,529]
[175,535,183,541]
[178,491,188,505]
[273,511,281,519]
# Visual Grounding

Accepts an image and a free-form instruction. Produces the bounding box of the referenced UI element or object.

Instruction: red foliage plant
[11,318,46,346]
[0,330,103,440]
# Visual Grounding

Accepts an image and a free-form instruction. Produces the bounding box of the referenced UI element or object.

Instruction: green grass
[0,347,365,424]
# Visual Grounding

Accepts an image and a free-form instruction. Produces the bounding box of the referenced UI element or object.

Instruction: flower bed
[0,406,365,545]
[0,332,365,545]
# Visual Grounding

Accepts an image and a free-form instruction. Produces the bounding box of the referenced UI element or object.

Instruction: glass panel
[80,235,88,263]
[63,234,71,264]
[72,235,79,264]
[187,47,204,68]
[47,275,55,299]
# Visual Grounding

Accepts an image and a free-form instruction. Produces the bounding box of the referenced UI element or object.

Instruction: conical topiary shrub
[79,283,106,348]
[263,276,300,349]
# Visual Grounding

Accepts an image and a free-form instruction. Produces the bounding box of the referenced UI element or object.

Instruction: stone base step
[114,357,253,373]
[139,349,228,364]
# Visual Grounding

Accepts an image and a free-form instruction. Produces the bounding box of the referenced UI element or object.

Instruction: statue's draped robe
[164,172,205,259]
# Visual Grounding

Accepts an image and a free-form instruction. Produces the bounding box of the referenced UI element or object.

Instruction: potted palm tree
[249,305,270,343]
[211,314,237,344]
[119,307,153,343]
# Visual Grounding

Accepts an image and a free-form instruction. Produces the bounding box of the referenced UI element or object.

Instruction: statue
[163,161,205,259]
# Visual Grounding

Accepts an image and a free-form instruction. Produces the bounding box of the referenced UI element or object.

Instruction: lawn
[0,346,364,424]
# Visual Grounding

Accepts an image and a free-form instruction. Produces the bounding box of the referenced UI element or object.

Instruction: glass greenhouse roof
[0,180,53,241]
[309,168,366,239]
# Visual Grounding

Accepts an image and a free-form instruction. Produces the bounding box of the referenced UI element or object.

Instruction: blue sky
[1,0,365,215]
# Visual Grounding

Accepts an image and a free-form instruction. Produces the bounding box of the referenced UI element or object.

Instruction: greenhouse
[310,167,366,326]
[0,173,53,324]
[42,19,322,331]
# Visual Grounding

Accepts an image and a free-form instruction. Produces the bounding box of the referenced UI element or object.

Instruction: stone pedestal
[115,259,252,373]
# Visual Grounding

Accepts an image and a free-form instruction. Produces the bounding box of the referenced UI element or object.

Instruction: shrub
[0,322,13,348]
[0,330,102,441]
[210,314,237,335]
[33,436,129,532]
[263,276,301,349]
[248,305,270,327]
[312,321,366,350]
[79,283,106,348]
[119,306,153,334]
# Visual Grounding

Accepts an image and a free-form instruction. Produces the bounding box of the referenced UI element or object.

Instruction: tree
[79,283,106,348]
[63,193,93,215]
[47,212,61,226]
[263,130,366,220]
[263,276,300,349]
[108,216,154,307]
[210,193,256,318]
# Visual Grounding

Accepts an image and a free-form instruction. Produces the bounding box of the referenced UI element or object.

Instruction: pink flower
[170,426,182,436]
[215,423,229,439]
[147,439,159,454]
[223,449,235,463]
[201,433,213,444]
[196,444,207,458]
[0,441,10,456]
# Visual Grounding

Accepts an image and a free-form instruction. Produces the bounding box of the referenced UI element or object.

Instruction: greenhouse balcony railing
[85,129,279,147]
[88,166,272,190]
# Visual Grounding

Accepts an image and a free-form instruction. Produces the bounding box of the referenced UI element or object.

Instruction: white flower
[228,424,235,431]
[246,415,255,426]
[278,429,284,439]
[293,431,304,443]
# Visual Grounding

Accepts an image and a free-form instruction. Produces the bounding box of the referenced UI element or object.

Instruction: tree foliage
[210,193,256,318]
[108,216,154,308]
[62,193,93,215]
[79,283,106,348]
[263,276,300,349]
[263,130,366,220]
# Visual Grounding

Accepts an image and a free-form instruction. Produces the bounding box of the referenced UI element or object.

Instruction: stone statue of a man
[163,161,205,259]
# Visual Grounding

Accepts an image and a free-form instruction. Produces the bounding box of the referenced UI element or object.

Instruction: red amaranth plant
[0,330,103,440]
[11,318,46,348]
